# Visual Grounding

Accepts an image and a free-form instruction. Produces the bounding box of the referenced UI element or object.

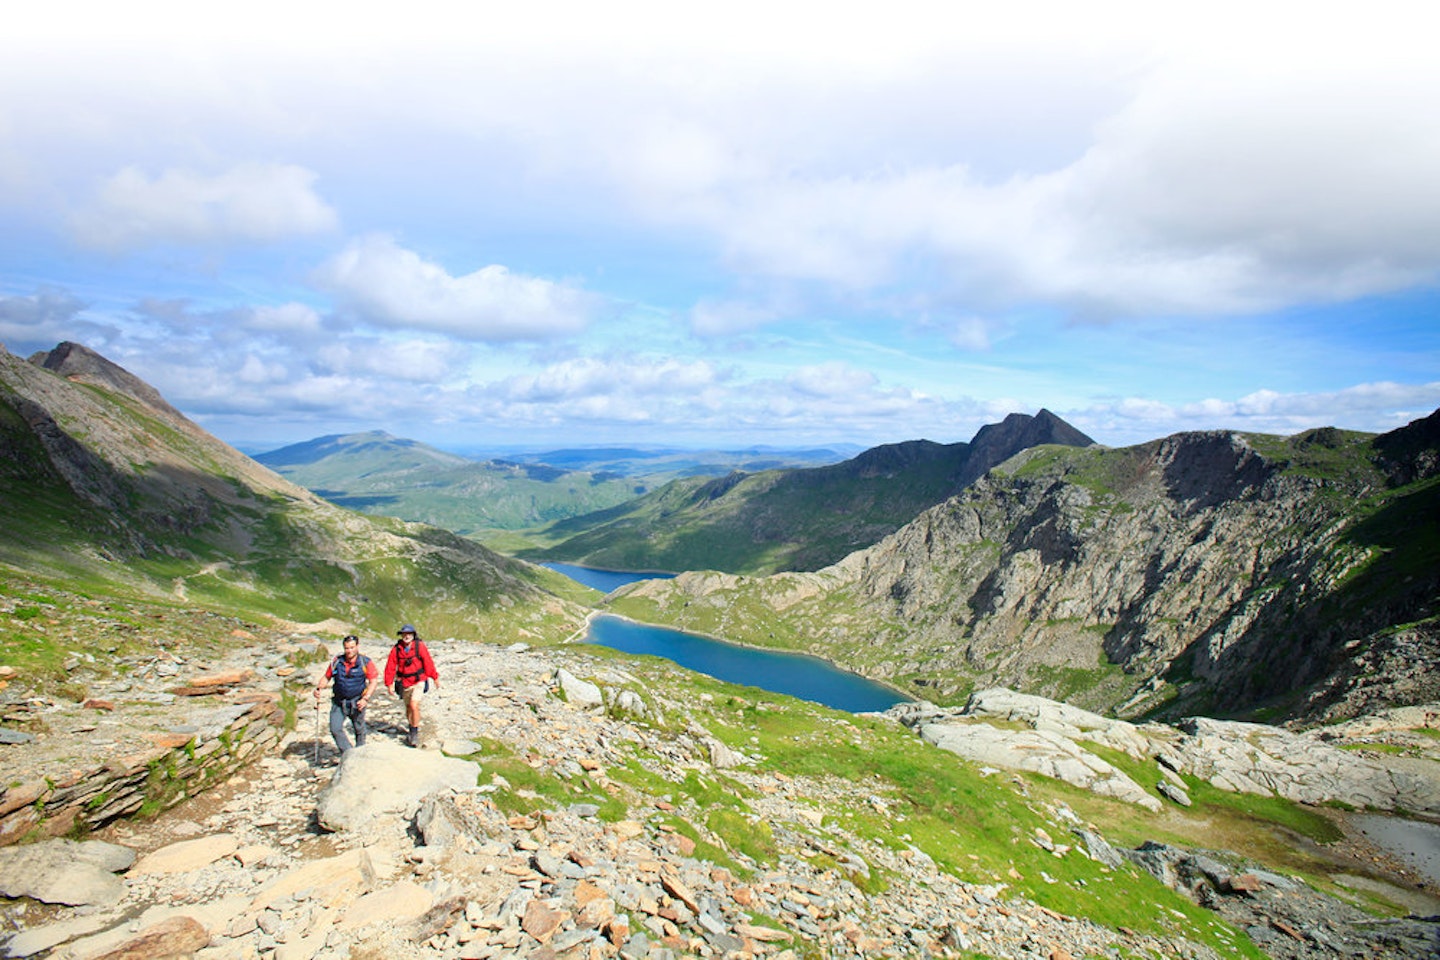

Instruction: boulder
[87,916,209,960]
[250,848,376,911]
[0,914,112,958]
[316,740,479,832]
[556,669,604,709]
[0,838,134,906]
[337,880,434,931]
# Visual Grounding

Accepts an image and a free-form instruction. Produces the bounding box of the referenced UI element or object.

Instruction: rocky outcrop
[0,691,285,846]
[894,688,1440,816]
[4,643,1438,960]
[611,413,1440,721]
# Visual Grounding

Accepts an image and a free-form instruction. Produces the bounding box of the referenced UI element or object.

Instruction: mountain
[523,410,1094,575]
[255,432,647,537]
[606,415,1440,723]
[0,341,588,642]
[487,444,863,479]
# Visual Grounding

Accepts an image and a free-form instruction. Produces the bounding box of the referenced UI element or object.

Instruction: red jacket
[384,639,438,688]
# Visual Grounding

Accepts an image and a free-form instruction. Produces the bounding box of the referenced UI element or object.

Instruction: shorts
[399,680,426,705]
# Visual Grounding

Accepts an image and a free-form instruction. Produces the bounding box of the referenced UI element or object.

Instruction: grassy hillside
[523,441,979,574]
[0,344,591,647]
[524,414,1095,576]
[256,432,649,538]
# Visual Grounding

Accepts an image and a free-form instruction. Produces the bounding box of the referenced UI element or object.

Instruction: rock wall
[0,693,284,846]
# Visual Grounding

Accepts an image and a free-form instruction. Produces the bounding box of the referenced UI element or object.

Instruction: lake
[543,564,906,712]
[541,562,677,593]
[586,614,909,714]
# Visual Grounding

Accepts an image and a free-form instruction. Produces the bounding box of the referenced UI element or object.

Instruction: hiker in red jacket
[383,623,438,747]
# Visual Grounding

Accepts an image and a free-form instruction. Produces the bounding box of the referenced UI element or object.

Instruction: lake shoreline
[579,606,916,710]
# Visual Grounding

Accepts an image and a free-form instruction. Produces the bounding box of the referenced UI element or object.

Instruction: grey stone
[1156,779,1191,806]
[0,838,135,906]
[556,668,604,709]
[316,740,479,832]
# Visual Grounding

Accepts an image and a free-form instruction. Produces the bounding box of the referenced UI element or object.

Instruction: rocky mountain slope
[525,411,1093,576]
[4,625,1437,960]
[608,415,1440,723]
[256,432,649,537]
[0,341,588,644]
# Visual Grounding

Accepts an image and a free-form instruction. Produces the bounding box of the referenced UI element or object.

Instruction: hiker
[313,634,379,754]
[384,623,438,747]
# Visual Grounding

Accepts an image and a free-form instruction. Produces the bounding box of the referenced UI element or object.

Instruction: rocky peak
[961,409,1094,487]
[29,341,186,422]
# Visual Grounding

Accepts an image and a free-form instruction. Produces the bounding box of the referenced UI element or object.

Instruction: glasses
[343,635,359,643]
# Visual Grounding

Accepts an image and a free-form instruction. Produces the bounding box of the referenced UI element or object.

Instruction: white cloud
[315,235,595,342]
[1072,380,1440,446]
[245,303,323,334]
[501,356,719,403]
[0,287,86,336]
[70,164,339,250]
[786,362,877,399]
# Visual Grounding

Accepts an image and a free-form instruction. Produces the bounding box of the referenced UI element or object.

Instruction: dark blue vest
[330,655,371,700]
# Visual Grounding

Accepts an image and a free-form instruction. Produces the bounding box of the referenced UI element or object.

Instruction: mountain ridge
[0,341,588,642]
[607,415,1440,723]
[525,412,1095,575]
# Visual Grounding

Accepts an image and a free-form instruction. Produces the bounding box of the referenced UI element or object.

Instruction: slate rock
[0,838,135,906]
[316,740,478,832]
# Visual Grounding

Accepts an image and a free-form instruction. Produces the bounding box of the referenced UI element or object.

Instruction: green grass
[472,737,624,821]
[639,671,1266,956]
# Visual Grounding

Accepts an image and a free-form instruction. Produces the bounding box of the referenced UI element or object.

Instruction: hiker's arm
[314,663,332,699]
[360,662,379,705]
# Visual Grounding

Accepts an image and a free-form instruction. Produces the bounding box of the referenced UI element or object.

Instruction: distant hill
[0,342,589,642]
[489,444,863,480]
[523,411,1094,575]
[607,415,1440,723]
[255,432,647,536]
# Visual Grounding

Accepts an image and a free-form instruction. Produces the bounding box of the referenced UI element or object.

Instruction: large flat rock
[0,839,135,906]
[316,740,479,832]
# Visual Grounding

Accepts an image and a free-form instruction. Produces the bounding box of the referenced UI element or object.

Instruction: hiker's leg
[353,704,368,746]
[401,684,423,745]
[328,701,352,752]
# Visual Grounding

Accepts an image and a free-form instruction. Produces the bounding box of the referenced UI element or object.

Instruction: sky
[2,2,1438,454]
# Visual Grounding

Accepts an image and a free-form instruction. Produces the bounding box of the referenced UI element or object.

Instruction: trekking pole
[313,697,321,765]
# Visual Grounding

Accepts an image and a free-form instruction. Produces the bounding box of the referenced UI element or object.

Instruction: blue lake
[542,562,676,593]
[544,565,906,712]
[586,614,909,714]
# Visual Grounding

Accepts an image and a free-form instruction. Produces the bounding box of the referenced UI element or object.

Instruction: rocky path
[2,637,1438,959]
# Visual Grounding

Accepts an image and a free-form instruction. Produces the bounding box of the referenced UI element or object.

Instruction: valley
[2,340,1439,959]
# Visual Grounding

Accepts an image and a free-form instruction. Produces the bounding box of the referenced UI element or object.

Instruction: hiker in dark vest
[384,623,438,747]
[313,634,379,753]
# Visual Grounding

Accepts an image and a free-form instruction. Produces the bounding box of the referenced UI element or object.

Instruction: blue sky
[2,3,1438,453]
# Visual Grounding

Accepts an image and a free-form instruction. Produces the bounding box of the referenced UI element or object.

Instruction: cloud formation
[315,235,595,342]
[0,7,1435,451]
[70,164,339,250]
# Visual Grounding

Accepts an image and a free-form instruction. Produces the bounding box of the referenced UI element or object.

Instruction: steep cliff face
[610,415,1440,721]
